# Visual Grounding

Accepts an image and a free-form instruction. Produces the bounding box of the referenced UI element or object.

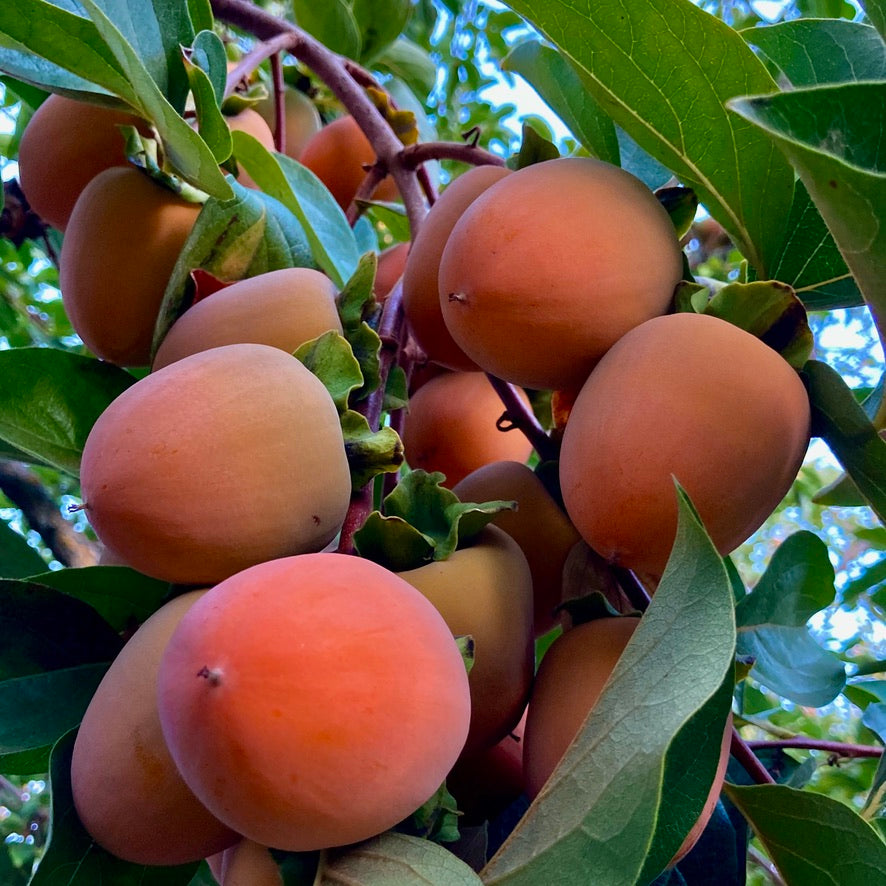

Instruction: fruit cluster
[16,83,811,881]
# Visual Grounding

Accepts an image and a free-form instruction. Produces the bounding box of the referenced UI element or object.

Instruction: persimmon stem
[401,141,506,170]
[731,727,777,785]
[746,739,883,759]
[270,52,286,155]
[485,374,559,463]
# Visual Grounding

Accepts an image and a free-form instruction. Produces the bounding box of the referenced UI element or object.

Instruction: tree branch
[747,739,883,759]
[731,727,777,785]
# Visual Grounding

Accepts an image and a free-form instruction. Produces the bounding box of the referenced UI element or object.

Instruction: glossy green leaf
[341,411,404,491]
[506,0,795,276]
[0,349,135,477]
[481,485,736,885]
[0,520,48,578]
[742,20,886,86]
[187,0,213,34]
[729,82,886,338]
[804,359,886,526]
[502,39,619,165]
[353,0,412,64]
[294,331,364,413]
[232,130,361,288]
[375,37,437,99]
[0,579,122,680]
[28,566,171,633]
[292,0,361,59]
[860,1,886,40]
[364,201,411,243]
[153,180,314,352]
[31,730,198,885]
[0,744,52,775]
[0,662,108,753]
[190,29,226,104]
[723,783,886,884]
[319,833,482,885]
[182,31,230,162]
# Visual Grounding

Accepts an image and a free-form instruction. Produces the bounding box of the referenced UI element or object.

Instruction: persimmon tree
[0,1,884,885]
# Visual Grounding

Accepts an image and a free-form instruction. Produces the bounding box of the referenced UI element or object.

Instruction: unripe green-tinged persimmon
[559,312,811,578]
[225,108,275,189]
[153,268,341,370]
[438,157,683,391]
[59,166,201,366]
[398,526,534,755]
[17,93,149,231]
[454,461,582,636]
[402,165,511,370]
[157,553,471,851]
[374,241,410,301]
[256,87,322,160]
[523,617,729,864]
[81,344,350,585]
[71,591,238,865]
[299,115,399,211]
[401,371,533,487]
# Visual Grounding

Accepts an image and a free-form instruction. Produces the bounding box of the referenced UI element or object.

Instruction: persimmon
[453,461,581,636]
[256,87,322,159]
[71,590,238,865]
[152,267,341,369]
[17,93,149,231]
[558,312,811,577]
[156,553,471,851]
[438,157,683,390]
[522,616,729,864]
[402,164,510,370]
[298,115,399,211]
[59,166,201,366]
[401,371,533,487]
[398,526,534,754]
[80,344,351,585]
[374,241,410,301]
[217,840,283,886]
[226,108,275,189]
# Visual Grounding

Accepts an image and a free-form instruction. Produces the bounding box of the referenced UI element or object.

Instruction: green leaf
[481,485,736,885]
[353,470,516,571]
[508,120,559,170]
[341,410,404,491]
[364,201,412,243]
[728,82,886,339]
[0,744,52,775]
[0,520,48,578]
[28,566,171,633]
[353,0,412,64]
[292,0,361,59]
[803,359,886,526]
[741,20,886,86]
[656,186,698,239]
[336,252,384,400]
[186,0,213,34]
[0,349,135,477]
[0,662,108,753]
[723,783,886,885]
[294,331,364,413]
[182,33,230,163]
[231,130,361,288]
[860,1,886,40]
[505,0,795,276]
[153,180,314,352]
[374,37,437,99]
[502,39,619,165]
[31,730,199,885]
[0,579,122,680]
[319,833,482,885]
[190,29,226,104]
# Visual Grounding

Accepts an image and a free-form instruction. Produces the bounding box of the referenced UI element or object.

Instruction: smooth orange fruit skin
[299,115,399,211]
[18,94,148,231]
[153,267,341,369]
[438,157,683,390]
[255,88,322,160]
[454,461,581,636]
[374,241,410,301]
[403,165,511,370]
[59,167,200,366]
[226,108,275,189]
[559,312,811,577]
[401,371,533,487]
[71,591,238,865]
[219,840,283,886]
[81,344,351,585]
[398,526,534,755]
[157,554,471,851]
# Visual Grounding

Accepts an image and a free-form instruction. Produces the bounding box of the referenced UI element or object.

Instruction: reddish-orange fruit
[402,165,510,370]
[17,94,149,231]
[453,461,581,636]
[153,268,341,369]
[374,241,410,301]
[438,157,683,390]
[59,167,201,366]
[522,616,729,864]
[226,108,275,189]
[401,371,533,487]
[71,591,238,865]
[218,840,283,886]
[559,312,811,577]
[299,115,399,211]
[157,553,471,851]
[256,87,322,159]
[81,344,351,585]
[398,526,534,754]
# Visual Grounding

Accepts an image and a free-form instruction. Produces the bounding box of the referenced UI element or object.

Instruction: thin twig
[748,846,787,886]
[731,727,777,785]
[485,374,558,463]
[270,52,286,155]
[747,739,883,759]
[401,140,506,170]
